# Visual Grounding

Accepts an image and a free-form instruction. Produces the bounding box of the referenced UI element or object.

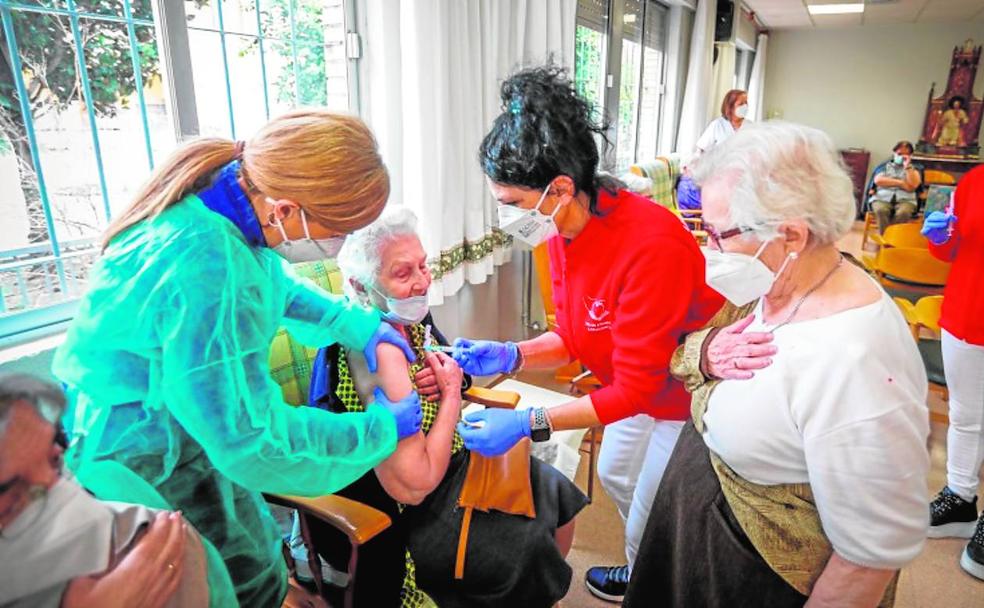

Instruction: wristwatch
[529,407,552,442]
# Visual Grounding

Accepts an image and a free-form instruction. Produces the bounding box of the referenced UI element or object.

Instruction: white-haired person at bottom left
[0,374,207,608]
[295,207,588,608]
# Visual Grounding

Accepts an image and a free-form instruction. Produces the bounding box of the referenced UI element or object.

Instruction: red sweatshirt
[929,164,984,346]
[548,188,723,424]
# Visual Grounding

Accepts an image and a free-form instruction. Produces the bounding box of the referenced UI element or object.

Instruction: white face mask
[703,240,796,306]
[270,206,346,263]
[372,286,429,326]
[497,184,561,247]
[734,104,749,119]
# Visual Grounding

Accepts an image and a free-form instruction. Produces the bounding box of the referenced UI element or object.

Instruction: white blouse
[702,292,930,570]
[695,116,738,152]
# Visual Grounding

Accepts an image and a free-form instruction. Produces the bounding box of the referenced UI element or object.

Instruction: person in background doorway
[677,89,750,211]
[869,140,921,234]
[923,164,984,581]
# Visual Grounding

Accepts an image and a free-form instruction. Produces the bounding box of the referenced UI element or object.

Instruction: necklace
[767,255,844,331]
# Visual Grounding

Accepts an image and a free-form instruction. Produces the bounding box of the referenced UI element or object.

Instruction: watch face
[531,428,551,442]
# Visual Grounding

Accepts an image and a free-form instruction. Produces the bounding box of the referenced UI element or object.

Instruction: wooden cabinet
[840,148,871,218]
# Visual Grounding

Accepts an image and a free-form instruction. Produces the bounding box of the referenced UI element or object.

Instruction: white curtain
[359,0,576,306]
[747,33,768,122]
[674,0,715,157]
[709,42,736,118]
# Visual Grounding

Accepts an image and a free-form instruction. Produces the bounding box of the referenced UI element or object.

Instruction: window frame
[576,0,669,173]
[0,0,359,343]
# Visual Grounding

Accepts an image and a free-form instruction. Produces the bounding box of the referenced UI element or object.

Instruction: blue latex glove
[451,338,519,376]
[373,387,423,440]
[921,211,957,246]
[363,322,416,373]
[456,408,531,457]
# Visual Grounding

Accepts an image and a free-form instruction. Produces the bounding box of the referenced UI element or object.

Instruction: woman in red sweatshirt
[923,164,984,580]
[445,65,727,602]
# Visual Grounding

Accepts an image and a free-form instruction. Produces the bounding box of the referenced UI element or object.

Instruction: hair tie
[233,140,246,160]
[509,99,522,115]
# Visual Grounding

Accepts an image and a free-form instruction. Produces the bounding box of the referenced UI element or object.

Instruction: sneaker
[585,565,629,602]
[961,514,984,581]
[289,515,350,587]
[929,486,979,539]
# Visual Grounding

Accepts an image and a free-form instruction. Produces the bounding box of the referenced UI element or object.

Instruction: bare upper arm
[347,342,415,405]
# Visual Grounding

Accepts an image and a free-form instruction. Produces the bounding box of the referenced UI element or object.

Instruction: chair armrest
[464,386,521,409]
[263,493,391,546]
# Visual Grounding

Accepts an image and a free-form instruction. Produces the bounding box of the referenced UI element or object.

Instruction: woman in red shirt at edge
[922,164,984,580]
[448,65,724,602]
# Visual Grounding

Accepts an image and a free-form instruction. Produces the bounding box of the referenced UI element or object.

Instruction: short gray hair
[691,121,855,245]
[336,207,420,300]
[0,374,66,433]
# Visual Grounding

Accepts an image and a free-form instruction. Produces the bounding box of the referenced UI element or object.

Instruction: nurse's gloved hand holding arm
[372,387,422,439]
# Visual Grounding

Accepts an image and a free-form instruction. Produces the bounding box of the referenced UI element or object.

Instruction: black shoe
[929,486,978,539]
[961,514,984,581]
[585,565,629,602]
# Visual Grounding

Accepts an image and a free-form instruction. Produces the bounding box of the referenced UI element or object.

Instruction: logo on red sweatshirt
[584,296,612,332]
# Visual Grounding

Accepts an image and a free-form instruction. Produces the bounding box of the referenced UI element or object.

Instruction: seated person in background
[624,122,929,607]
[0,374,208,608]
[869,140,922,234]
[304,209,588,608]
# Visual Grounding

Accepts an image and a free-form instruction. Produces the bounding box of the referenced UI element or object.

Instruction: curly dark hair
[478,64,620,215]
[947,95,966,109]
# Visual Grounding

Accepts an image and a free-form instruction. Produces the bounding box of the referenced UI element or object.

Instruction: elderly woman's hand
[703,315,777,380]
[424,352,463,406]
[414,359,442,403]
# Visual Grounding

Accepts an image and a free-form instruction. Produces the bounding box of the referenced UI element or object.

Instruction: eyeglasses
[706,224,752,251]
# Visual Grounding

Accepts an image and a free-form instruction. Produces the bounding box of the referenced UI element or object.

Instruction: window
[574,0,668,174]
[734,46,754,92]
[0,0,353,340]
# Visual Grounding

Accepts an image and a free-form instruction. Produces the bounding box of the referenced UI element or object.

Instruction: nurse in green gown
[52,110,424,607]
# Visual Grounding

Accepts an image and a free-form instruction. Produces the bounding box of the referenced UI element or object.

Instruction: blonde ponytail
[102,110,389,250]
[102,138,238,249]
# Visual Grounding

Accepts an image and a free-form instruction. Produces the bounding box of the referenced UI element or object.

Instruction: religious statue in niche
[917,39,982,158]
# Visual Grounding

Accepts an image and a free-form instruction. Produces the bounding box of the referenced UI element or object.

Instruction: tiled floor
[518,223,984,606]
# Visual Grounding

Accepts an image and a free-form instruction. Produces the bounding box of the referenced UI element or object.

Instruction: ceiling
[744,0,984,29]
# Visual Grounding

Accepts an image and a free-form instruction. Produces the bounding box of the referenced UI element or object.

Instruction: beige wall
[764,24,984,170]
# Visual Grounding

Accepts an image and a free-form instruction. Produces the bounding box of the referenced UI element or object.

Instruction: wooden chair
[266,260,522,608]
[894,296,948,423]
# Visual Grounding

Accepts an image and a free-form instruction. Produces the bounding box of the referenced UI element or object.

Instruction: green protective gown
[52,195,399,608]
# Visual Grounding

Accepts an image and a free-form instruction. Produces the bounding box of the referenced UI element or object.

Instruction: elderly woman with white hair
[623,122,930,607]
[302,208,588,608]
